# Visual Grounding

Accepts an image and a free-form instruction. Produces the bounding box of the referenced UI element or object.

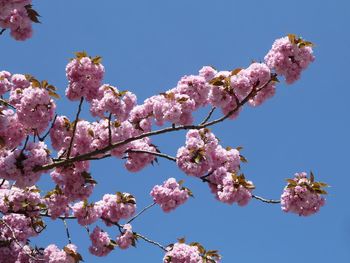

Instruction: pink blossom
[90,84,137,121]
[150,178,190,212]
[89,226,113,257]
[98,192,136,225]
[44,244,80,263]
[0,142,51,188]
[163,243,203,263]
[264,36,315,84]
[72,201,102,226]
[65,55,105,101]
[116,224,134,249]
[281,172,326,216]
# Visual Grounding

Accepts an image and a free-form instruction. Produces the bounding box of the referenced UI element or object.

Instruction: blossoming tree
[0,1,328,262]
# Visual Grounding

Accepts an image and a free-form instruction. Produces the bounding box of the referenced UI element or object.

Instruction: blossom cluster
[163,241,221,263]
[0,72,56,150]
[265,34,315,84]
[281,172,327,216]
[176,129,254,205]
[150,178,191,212]
[0,0,40,41]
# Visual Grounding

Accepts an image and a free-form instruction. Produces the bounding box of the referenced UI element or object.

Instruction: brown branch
[127,149,177,162]
[0,28,5,35]
[39,114,58,141]
[34,79,272,172]
[66,97,84,159]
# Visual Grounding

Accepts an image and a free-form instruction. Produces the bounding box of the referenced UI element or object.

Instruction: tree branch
[126,149,177,162]
[34,79,272,172]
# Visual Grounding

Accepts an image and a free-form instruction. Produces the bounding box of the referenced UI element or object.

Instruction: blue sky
[1,0,350,262]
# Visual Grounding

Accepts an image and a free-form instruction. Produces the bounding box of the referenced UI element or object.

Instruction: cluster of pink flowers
[124,137,156,172]
[264,35,315,84]
[150,178,190,212]
[281,172,326,216]
[90,85,137,121]
[65,53,105,101]
[0,141,51,187]
[0,72,56,150]
[176,129,254,206]
[0,184,43,215]
[89,226,114,257]
[13,84,56,133]
[208,168,254,206]
[163,242,204,263]
[97,192,136,225]
[0,0,39,41]
[116,224,134,249]
[50,164,94,202]
[72,200,102,226]
[177,129,219,177]
[43,244,81,263]
[44,188,70,220]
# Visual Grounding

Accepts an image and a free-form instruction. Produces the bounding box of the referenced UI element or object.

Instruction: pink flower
[264,35,315,84]
[89,226,114,257]
[150,178,190,212]
[116,224,134,249]
[281,172,326,216]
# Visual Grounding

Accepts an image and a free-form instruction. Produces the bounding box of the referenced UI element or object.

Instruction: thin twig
[135,233,168,252]
[127,149,177,162]
[252,194,280,204]
[108,113,112,146]
[39,114,58,141]
[34,79,272,172]
[19,135,29,156]
[62,219,72,244]
[0,28,5,35]
[127,202,156,224]
[66,97,84,158]
[200,107,216,125]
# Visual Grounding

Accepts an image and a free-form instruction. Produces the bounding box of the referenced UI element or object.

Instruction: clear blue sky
[1,0,349,262]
